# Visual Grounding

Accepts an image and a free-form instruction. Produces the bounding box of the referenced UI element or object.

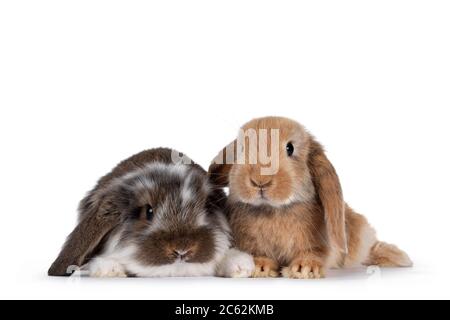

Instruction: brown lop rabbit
[209,117,412,279]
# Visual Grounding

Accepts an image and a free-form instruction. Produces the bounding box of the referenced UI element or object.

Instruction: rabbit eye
[286,142,295,157]
[146,205,154,221]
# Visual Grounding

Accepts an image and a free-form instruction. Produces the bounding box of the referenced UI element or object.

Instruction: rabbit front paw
[217,249,255,278]
[252,257,280,278]
[282,260,325,279]
[88,257,127,278]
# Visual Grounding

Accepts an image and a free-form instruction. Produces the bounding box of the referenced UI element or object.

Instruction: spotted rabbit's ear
[208,140,237,188]
[308,140,348,254]
[48,194,121,277]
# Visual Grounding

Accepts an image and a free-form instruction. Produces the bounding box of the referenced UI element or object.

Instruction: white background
[1,0,449,300]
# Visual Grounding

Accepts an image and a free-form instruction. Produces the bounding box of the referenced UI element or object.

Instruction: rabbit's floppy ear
[48,194,122,277]
[208,140,237,187]
[308,140,348,254]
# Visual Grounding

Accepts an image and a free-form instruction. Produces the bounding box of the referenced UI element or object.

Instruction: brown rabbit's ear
[208,140,237,187]
[48,193,122,277]
[308,140,348,254]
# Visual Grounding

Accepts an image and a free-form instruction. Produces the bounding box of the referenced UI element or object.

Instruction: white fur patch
[196,212,209,227]
[125,258,219,277]
[216,249,255,278]
[111,162,188,190]
[88,257,127,278]
[181,187,194,205]
[345,223,377,268]
[326,222,378,269]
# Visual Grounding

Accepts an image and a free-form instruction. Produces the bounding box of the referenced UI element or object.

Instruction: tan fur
[209,117,412,278]
[308,140,347,254]
[365,242,413,267]
[230,203,328,266]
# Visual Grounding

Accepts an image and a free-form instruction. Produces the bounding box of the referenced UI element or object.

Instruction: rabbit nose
[173,249,193,260]
[250,178,273,190]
